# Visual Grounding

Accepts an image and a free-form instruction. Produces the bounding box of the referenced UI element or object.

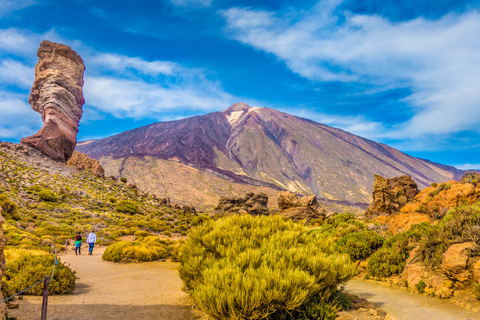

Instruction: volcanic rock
[21,40,85,163]
[277,191,326,222]
[441,242,475,285]
[215,192,269,216]
[67,151,104,177]
[365,175,420,218]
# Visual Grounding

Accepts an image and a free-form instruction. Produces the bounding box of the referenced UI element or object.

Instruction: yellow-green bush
[179,215,356,320]
[2,252,76,297]
[102,240,168,263]
[38,189,58,202]
[115,200,139,214]
[0,194,21,220]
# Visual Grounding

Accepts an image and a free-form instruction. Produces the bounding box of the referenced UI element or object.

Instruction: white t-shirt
[87,233,97,244]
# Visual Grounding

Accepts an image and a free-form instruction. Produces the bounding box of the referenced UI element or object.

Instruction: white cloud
[170,0,212,8]
[222,5,480,140]
[0,0,36,18]
[0,59,34,88]
[89,53,177,76]
[83,76,234,119]
[0,91,41,139]
[453,163,480,170]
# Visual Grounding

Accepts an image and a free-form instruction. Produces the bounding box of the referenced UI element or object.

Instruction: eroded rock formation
[365,174,420,218]
[21,40,85,163]
[277,191,326,222]
[67,151,104,177]
[215,192,269,216]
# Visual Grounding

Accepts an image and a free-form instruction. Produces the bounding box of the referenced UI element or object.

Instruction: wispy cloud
[0,0,36,18]
[222,4,480,142]
[0,91,41,139]
[169,0,212,8]
[453,163,480,170]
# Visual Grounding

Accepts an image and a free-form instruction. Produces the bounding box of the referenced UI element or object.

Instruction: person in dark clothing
[75,232,82,255]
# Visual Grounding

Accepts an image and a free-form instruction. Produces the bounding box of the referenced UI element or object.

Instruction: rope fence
[2,254,58,320]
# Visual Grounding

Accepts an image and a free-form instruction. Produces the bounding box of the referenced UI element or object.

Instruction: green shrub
[461,171,480,184]
[108,197,117,203]
[102,241,168,263]
[38,189,58,202]
[338,231,384,261]
[191,214,210,226]
[120,177,127,183]
[115,200,139,214]
[415,280,426,293]
[418,205,480,267]
[430,182,438,188]
[436,183,451,192]
[179,215,356,320]
[472,283,480,300]
[134,230,150,237]
[2,252,76,296]
[368,223,431,277]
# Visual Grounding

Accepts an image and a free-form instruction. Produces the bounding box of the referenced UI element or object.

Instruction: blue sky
[1,0,480,169]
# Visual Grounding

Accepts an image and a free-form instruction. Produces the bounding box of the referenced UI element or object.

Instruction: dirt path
[347,279,479,320]
[9,247,207,320]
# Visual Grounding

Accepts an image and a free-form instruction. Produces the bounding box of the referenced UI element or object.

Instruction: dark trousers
[75,245,81,255]
[88,243,95,254]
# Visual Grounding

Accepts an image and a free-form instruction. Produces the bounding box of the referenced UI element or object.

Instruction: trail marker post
[41,276,51,320]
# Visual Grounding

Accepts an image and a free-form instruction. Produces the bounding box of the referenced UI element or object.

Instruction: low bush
[102,240,169,263]
[179,215,356,320]
[418,205,480,267]
[338,231,384,261]
[0,194,21,220]
[115,200,139,214]
[2,251,76,297]
[368,223,431,277]
[38,189,58,202]
[415,280,426,293]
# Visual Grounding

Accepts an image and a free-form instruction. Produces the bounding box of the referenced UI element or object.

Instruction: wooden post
[101,237,103,248]
[41,276,51,320]
[50,243,54,254]
[65,240,68,255]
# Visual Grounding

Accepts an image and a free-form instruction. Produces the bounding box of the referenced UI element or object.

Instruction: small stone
[7,301,19,309]
[369,309,378,316]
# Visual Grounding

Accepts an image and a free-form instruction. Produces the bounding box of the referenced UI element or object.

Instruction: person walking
[87,230,97,255]
[75,232,82,255]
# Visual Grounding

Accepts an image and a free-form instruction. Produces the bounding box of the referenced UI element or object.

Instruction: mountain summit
[77,103,463,209]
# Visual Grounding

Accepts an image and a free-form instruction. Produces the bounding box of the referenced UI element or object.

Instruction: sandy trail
[9,247,207,320]
[347,279,479,320]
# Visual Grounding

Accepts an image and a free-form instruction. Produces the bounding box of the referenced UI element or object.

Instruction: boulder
[441,242,475,285]
[365,174,420,218]
[473,259,480,283]
[182,205,196,215]
[67,151,104,177]
[277,191,325,222]
[21,40,85,163]
[215,192,269,216]
[277,191,300,210]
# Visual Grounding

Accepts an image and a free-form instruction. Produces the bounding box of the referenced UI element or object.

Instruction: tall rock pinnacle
[21,40,85,162]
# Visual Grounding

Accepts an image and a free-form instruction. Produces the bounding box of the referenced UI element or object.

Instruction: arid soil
[9,247,207,320]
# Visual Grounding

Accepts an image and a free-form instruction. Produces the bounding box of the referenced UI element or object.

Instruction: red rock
[441,242,475,284]
[67,151,104,177]
[365,174,420,218]
[21,40,85,163]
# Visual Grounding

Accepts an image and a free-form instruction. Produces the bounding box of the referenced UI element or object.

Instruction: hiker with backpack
[75,232,82,255]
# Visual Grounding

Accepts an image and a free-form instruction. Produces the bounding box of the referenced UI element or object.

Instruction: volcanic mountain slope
[77,103,463,210]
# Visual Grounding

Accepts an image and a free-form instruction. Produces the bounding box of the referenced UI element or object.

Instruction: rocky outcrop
[21,40,85,163]
[215,192,269,216]
[277,191,326,222]
[365,175,420,218]
[441,242,475,286]
[0,208,6,318]
[67,151,104,177]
